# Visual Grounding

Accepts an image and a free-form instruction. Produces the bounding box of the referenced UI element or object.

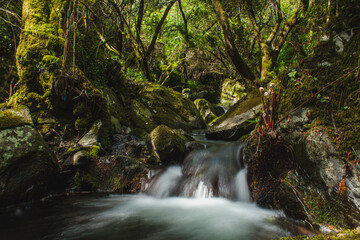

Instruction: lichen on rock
[0,124,59,206]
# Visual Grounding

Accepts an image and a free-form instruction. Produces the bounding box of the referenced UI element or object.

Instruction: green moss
[278,230,360,240]
[194,98,218,124]
[63,146,82,157]
[73,170,99,191]
[0,111,24,130]
[75,116,92,129]
[87,146,101,159]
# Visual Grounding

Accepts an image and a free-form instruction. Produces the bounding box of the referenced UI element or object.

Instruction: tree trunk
[212,0,255,83]
[260,43,273,81]
[14,0,68,106]
[11,0,108,121]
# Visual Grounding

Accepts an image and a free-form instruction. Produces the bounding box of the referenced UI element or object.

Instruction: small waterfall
[147,166,182,198]
[235,169,251,202]
[146,140,251,202]
[193,181,214,198]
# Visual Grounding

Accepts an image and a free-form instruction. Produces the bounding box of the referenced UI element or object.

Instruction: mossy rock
[0,106,34,130]
[0,124,59,206]
[194,98,219,124]
[127,81,206,134]
[206,93,261,140]
[220,78,246,104]
[147,125,193,166]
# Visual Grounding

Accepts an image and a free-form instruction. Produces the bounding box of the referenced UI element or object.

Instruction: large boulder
[206,94,261,140]
[127,81,206,134]
[194,98,219,124]
[0,107,59,206]
[147,125,192,166]
[271,108,360,228]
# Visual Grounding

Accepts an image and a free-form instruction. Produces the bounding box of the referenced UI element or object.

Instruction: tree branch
[212,0,255,82]
[145,0,177,58]
[0,7,21,24]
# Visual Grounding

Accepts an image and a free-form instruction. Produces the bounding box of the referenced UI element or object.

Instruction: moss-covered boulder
[206,94,261,140]
[194,98,219,124]
[0,107,59,206]
[0,105,34,129]
[147,125,193,166]
[127,81,206,134]
[220,78,246,104]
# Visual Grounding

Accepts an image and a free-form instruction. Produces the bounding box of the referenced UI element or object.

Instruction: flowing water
[0,134,294,240]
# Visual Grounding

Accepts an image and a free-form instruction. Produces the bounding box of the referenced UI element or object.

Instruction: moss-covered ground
[278,229,360,240]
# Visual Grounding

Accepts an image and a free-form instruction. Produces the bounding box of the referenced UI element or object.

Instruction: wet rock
[305,131,344,190]
[206,95,261,140]
[148,125,192,166]
[0,123,59,206]
[278,108,311,142]
[186,141,206,152]
[194,98,219,124]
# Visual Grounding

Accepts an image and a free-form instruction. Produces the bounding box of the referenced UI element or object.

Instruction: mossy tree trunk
[12,0,68,109]
[10,0,109,130]
[243,0,309,83]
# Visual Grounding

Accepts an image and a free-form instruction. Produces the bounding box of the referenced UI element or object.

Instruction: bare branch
[0,7,21,23]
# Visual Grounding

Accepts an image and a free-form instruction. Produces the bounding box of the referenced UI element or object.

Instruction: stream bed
[0,134,302,240]
[0,194,291,240]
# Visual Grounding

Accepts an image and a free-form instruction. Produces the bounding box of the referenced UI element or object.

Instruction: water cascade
[145,141,250,201]
[0,135,294,240]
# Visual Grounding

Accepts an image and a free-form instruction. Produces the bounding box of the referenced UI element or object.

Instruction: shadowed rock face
[0,107,59,206]
[263,108,360,228]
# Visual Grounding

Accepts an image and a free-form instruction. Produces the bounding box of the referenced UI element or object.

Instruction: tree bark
[212,0,255,82]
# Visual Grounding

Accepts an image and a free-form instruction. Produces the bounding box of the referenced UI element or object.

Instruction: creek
[0,132,295,240]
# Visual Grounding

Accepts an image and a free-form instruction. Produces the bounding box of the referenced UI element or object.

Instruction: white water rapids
[0,139,294,240]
